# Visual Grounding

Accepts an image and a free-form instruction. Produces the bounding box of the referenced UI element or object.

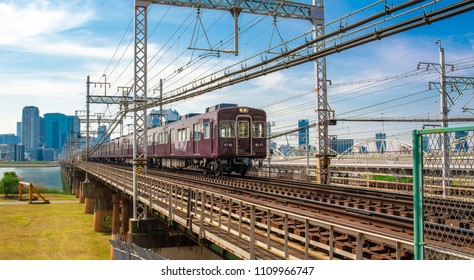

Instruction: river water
[0,166,65,192]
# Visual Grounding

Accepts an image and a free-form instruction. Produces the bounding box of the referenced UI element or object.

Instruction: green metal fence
[413,126,474,260]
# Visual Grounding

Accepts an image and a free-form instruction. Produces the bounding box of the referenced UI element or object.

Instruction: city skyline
[0,1,473,145]
[0,105,80,160]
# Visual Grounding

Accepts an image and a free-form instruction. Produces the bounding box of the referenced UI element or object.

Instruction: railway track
[152,167,474,232]
[105,164,414,259]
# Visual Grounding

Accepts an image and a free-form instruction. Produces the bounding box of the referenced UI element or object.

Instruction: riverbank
[0,194,111,260]
[0,161,60,167]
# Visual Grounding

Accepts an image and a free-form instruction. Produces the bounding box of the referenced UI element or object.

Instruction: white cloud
[0,0,94,45]
[251,72,285,89]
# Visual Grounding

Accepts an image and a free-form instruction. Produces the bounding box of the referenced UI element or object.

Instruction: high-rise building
[44,113,67,150]
[16,122,22,143]
[328,136,354,154]
[39,117,45,148]
[422,135,430,152]
[455,131,469,152]
[14,144,25,161]
[44,113,80,153]
[97,125,110,143]
[147,109,179,128]
[375,132,386,154]
[22,106,40,159]
[298,119,309,148]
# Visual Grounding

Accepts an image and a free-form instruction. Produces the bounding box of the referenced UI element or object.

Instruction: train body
[90,104,267,176]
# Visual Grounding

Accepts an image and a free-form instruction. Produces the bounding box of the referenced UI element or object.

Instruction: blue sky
[0,0,473,146]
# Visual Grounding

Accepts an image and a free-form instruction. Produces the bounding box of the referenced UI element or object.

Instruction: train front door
[237,116,251,156]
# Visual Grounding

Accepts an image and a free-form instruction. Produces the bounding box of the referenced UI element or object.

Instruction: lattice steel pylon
[133,0,150,219]
[312,0,328,184]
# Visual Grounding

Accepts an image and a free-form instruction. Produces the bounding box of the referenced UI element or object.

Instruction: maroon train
[90,104,267,176]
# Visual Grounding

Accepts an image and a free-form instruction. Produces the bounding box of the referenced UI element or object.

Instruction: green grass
[0,195,111,260]
[372,175,413,183]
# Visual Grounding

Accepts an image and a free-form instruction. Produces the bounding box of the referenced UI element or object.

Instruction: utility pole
[86,75,111,161]
[438,41,448,129]
[438,42,450,196]
[86,75,90,162]
[160,79,163,126]
[69,123,73,162]
[418,41,451,196]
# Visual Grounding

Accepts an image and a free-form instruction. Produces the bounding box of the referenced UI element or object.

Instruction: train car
[91,104,267,176]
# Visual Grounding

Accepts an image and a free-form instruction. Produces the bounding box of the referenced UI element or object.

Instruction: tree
[0,171,20,198]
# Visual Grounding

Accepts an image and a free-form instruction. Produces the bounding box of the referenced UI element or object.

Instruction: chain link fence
[110,237,167,260]
[413,126,474,260]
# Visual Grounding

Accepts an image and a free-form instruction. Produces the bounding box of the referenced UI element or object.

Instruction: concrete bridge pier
[93,187,113,232]
[120,196,133,238]
[111,194,120,235]
[71,173,82,197]
[81,179,95,214]
[66,168,72,190]
[127,218,168,249]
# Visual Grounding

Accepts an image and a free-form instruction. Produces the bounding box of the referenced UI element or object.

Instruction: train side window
[219,120,235,138]
[238,121,249,138]
[177,128,188,141]
[159,132,167,144]
[170,129,176,143]
[193,123,201,140]
[252,121,266,138]
[203,123,210,139]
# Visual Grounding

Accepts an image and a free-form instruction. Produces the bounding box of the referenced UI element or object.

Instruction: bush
[0,171,20,197]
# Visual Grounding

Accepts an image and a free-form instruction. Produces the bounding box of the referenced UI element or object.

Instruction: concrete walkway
[0,200,79,205]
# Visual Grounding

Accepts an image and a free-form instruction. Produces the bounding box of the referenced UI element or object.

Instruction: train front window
[252,121,265,138]
[219,121,235,138]
[238,121,249,138]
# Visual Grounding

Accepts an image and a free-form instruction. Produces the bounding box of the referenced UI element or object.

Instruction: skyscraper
[298,119,309,148]
[44,113,80,153]
[375,132,387,154]
[455,131,469,152]
[16,122,22,143]
[22,106,40,159]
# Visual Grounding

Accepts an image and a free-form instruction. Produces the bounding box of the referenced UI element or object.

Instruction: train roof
[205,103,238,113]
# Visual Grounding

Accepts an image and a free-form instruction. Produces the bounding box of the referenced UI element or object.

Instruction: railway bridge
[62,161,415,260]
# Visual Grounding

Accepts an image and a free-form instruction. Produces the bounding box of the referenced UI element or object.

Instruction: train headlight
[224,143,229,147]
[255,143,259,147]
[229,143,233,148]
[259,143,264,147]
